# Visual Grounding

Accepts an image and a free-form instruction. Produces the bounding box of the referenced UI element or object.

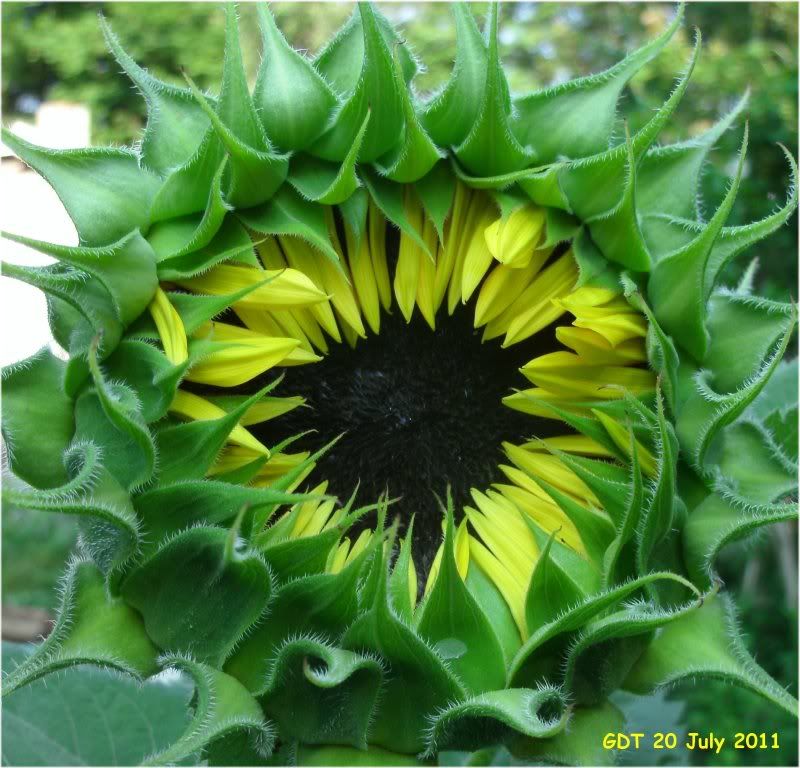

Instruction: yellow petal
[297,499,337,538]
[446,183,477,314]
[520,351,656,399]
[170,390,268,455]
[525,434,613,457]
[503,441,598,507]
[279,236,341,342]
[556,326,646,365]
[149,287,188,365]
[484,204,546,268]
[329,538,351,574]
[408,549,418,610]
[416,216,440,330]
[344,218,381,335]
[177,263,327,309]
[424,543,444,598]
[502,388,591,420]
[368,201,392,311]
[238,396,305,426]
[468,536,527,638]
[591,408,658,478]
[460,206,497,303]
[345,528,372,566]
[455,517,470,580]
[394,190,427,322]
[186,325,299,386]
[291,481,330,537]
[473,251,550,328]
[433,241,455,314]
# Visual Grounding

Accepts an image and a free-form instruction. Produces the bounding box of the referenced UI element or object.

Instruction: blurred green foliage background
[2,4,797,766]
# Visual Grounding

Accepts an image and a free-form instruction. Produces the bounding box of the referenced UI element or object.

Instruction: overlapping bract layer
[1,3,798,765]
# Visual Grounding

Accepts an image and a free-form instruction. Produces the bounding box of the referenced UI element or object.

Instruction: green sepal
[238,185,339,263]
[465,559,522,667]
[313,4,418,97]
[338,188,369,253]
[260,637,383,749]
[624,592,799,718]
[602,432,644,587]
[146,163,230,261]
[2,230,157,327]
[389,519,417,622]
[532,478,616,564]
[558,36,700,222]
[586,126,651,272]
[454,4,534,177]
[254,3,336,151]
[564,592,703,705]
[145,655,275,766]
[1,129,160,246]
[154,385,272,484]
[99,15,210,175]
[133,481,311,558]
[636,391,678,577]
[638,92,749,251]
[704,290,796,393]
[415,163,456,244]
[745,357,798,462]
[342,543,465,754]
[295,744,423,767]
[375,51,444,183]
[421,4,487,149]
[85,339,156,489]
[312,4,404,163]
[183,67,288,210]
[1,262,123,371]
[121,525,272,666]
[511,5,683,164]
[418,506,506,694]
[150,129,226,222]
[224,544,371,693]
[423,687,569,757]
[648,127,748,361]
[362,169,432,257]
[1,348,74,489]
[260,526,343,581]
[542,208,581,248]
[103,339,187,422]
[1,558,158,696]
[512,702,624,766]
[676,306,795,472]
[509,571,698,687]
[3,445,140,577]
[571,228,621,291]
[684,493,797,586]
[526,530,592,632]
[289,111,370,204]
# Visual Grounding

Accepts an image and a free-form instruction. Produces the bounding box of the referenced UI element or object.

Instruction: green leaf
[146,655,274,766]
[454,4,534,176]
[421,4,487,148]
[296,744,421,767]
[424,687,569,756]
[3,230,157,327]
[312,4,404,163]
[260,637,383,749]
[418,509,506,694]
[649,127,748,361]
[625,593,799,718]
[1,129,160,246]
[2,641,191,767]
[99,14,210,175]
[1,349,74,489]
[121,526,272,666]
[511,4,683,164]
[1,559,158,696]
[254,4,336,151]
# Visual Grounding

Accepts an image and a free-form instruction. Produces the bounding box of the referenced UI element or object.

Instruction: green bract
[1,3,797,766]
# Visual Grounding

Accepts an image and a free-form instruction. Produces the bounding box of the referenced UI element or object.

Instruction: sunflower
[2,3,797,766]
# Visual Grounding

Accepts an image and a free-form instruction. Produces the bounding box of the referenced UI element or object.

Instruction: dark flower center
[250,305,563,569]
